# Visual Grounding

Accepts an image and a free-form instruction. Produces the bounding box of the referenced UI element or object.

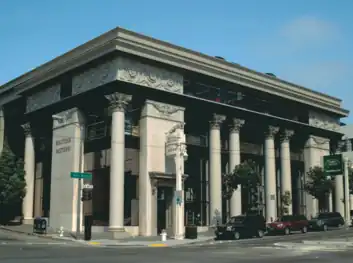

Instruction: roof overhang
[0,27,349,117]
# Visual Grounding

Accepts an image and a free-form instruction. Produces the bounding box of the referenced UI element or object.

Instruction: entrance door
[157,186,173,234]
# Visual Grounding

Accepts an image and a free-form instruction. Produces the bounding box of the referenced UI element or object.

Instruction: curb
[0,226,55,239]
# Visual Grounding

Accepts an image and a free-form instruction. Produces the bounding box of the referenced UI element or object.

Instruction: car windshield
[228,216,245,224]
[276,215,292,222]
[313,213,330,219]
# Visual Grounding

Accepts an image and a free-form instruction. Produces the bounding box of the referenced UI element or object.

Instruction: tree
[0,141,26,224]
[222,160,260,206]
[304,166,333,208]
[279,191,291,216]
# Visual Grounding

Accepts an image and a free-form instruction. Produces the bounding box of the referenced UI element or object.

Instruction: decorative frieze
[117,57,183,93]
[305,135,330,151]
[26,84,61,113]
[72,57,183,95]
[309,111,340,132]
[143,100,184,122]
[52,108,84,129]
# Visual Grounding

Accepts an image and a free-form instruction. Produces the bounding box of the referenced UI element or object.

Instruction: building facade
[0,27,349,237]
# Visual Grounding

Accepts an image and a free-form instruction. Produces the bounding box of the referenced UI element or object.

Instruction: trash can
[33,217,47,235]
[185,225,198,239]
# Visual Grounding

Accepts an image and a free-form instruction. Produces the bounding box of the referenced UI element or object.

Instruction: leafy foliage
[222,160,260,200]
[279,191,291,216]
[0,141,26,223]
[304,166,333,203]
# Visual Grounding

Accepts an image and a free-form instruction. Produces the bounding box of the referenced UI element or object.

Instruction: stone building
[0,27,349,237]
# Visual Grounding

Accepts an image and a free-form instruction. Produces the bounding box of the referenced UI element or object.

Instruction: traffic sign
[70,172,92,179]
[175,190,183,206]
[323,154,343,176]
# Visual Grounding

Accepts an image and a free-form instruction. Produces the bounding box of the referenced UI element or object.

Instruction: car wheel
[233,231,240,240]
[284,228,290,235]
[301,226,308,233]
[257,230,264,238]
[322,224,328,231]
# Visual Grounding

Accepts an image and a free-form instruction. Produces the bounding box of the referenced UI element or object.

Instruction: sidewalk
[79,236,214,247]
[0,224,215,247]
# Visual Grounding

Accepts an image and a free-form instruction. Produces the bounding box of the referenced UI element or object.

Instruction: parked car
[308,212,344,231]
[215,214,266,240]
[267,215,309,235]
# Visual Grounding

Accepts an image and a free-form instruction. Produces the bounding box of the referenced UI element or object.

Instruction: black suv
[215,214,266,240]
[308,212,344,231]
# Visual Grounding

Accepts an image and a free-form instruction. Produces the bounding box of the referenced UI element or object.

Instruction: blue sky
[1,0,352,122]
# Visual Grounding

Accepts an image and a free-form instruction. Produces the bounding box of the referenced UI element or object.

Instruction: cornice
[0,27,349,117]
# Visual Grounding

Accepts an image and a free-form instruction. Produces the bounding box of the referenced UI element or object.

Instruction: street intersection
[2,228,353,263]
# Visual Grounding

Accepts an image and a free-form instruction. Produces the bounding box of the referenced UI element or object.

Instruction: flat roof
[0,27,349,117]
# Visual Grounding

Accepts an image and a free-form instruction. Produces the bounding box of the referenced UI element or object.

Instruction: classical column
[280,129,294,215]
[209,114,225,225]
[21,123,35,223]
[105,92,132,231]
[229,118,245,217]
[335,173,344,215]
[264,125,279,222]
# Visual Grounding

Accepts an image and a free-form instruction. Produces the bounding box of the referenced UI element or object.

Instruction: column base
[108,226,131,239]
[22,218,34,225]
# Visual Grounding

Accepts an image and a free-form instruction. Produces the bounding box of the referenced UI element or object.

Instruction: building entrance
[157,186,174,234]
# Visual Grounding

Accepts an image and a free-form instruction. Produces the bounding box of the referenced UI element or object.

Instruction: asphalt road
[1,228,353,263]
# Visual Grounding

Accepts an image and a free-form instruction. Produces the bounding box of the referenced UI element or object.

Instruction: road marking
[88,242,102,246]
[148,243,168,247]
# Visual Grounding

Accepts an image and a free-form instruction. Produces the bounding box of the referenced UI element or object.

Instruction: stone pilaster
[304,135,330,218]
[21,122,35,224]
[209,114,225,225]
[280,129,294,215]
[264,125,279,222]
[105,92,132,231]
[229,118,245,217]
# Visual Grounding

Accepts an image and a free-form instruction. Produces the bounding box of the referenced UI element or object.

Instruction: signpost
[323,154,343,176]
[70,172,92,180]
[70,171,92,240]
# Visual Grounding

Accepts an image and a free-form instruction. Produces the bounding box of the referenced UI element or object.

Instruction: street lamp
[343,157,351,227]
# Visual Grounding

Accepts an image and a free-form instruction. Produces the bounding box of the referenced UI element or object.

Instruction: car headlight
[226,226,232,231]
[277,223,283,228]
[317,220,323,226]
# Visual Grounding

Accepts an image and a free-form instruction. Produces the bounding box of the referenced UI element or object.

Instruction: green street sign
[323,154,343,176]
[70,172,92,180]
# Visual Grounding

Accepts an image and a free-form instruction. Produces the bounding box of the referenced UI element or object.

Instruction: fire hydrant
[58,226,64,237]
[160,229,167,242]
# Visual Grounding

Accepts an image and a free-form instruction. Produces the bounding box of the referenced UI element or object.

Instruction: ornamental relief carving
[72,57,183,95]
[308,111,340,132]
[26,84,61,113]
[72,59,118,95]
[144,100,184,122]
[117,57,183,93]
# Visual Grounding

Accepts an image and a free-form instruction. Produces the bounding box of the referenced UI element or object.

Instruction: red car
[267,215,309,235]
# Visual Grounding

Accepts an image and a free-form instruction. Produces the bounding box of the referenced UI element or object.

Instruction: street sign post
[70,172,92,180]
[323,154,343,176]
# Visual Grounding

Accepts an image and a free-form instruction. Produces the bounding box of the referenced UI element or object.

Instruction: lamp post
[344,157,350,227]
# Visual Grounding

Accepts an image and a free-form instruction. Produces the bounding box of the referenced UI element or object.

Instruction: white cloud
[279,16,340,49]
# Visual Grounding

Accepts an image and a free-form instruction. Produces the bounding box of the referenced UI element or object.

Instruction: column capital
[280,129,294,142]
[105,92,132,113]
[229,118,245,133]
[265,125,279,139]
[21,122,32,137]
[210,114,226,129]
